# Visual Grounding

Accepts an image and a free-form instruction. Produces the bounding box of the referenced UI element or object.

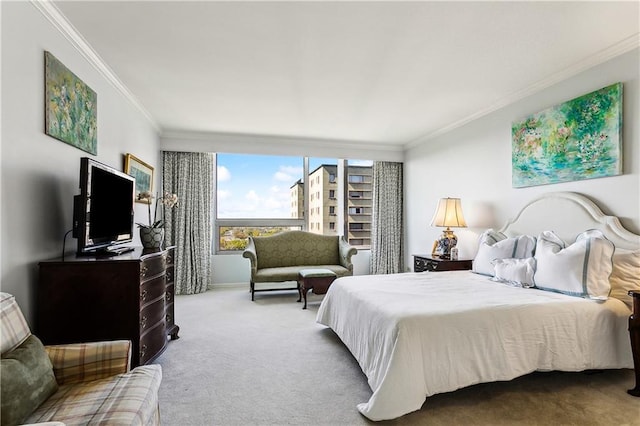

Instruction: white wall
[1,2,160,323]
[404,49,640,270]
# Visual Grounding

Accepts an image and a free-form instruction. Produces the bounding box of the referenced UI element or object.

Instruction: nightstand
[413,254,472,272]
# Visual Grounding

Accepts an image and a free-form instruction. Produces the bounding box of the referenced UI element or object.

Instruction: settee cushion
[1,335,59,426]
[254,264,351,283]
[26,364,162,426]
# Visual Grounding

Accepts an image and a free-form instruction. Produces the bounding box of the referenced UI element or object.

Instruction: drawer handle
[140,345,147,359]
[166,313,172,323]
[140,265,148,278]
[166,271,173,282]
[140,290,147,302]
[140,316,147,329]
[165,291,172,302]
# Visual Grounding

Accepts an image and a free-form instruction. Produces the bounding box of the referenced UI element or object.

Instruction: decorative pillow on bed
[534,230,614,300]
[609,249,640,309]
[472,229,536,276]
[491,257,536,288]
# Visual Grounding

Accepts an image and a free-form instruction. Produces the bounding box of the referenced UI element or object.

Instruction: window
[216,154,373,252]
[216,153,304,251]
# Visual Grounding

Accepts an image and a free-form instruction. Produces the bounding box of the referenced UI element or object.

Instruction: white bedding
[316,271,633,421]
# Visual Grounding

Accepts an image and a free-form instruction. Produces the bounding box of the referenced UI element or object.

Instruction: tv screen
[74,157,135,256]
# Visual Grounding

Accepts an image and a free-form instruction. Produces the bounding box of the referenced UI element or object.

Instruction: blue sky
[216,154,370,218]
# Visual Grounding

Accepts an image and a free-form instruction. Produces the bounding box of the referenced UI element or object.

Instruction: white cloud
[280,165,302,175]
[217,166,231,182]
[274,171,293,182]
[245,190,260,203]
[274,165,302,182]
[217,190,231,200]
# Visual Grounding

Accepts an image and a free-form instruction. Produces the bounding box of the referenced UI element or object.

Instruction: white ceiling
[54,1,639,148]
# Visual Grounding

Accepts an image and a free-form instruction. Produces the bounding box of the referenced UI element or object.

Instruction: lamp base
[433,228,458,258]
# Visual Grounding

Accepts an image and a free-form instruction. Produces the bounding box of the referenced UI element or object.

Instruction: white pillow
[472,229,536,276]
[609,249,640,309]
[534,230,614,300]
[491,257,536,288]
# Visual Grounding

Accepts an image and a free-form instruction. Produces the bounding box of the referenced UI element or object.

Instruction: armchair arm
[45,340,132,385]
[338,238,358,272]
[242,237,258,279]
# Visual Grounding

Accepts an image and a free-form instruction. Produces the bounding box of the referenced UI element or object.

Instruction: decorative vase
[140,227,164,250]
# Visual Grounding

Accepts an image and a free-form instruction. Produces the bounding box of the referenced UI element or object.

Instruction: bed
[316,192,640,421]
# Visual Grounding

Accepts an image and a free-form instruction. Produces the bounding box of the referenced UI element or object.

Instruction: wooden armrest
[45,340,132,385]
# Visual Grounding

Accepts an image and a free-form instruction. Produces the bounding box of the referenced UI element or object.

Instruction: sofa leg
[250,281,255,301]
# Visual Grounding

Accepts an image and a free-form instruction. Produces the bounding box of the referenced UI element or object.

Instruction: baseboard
[209,282,246,290]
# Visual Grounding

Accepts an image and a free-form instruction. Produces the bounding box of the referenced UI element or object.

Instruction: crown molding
[161,129,399,151]
[31,0,160,132]
[160,130,404,161]
[404,33,640,150]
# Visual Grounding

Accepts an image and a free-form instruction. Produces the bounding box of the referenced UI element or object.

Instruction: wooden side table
[413,254,472,273]
[629,290,640,397]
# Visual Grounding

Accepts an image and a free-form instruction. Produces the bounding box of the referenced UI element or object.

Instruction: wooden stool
[297,269,337,310]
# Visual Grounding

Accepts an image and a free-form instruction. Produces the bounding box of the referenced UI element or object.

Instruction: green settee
[242,231,357,301]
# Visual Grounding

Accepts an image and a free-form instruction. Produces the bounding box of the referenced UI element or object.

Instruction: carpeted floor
[155,287,640,426]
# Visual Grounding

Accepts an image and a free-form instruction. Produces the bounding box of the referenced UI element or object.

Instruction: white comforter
[316,271,632,421]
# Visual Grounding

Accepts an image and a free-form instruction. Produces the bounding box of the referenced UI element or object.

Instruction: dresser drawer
[139,321,167,365]
[413,255,472,272]
[139,253,167,281]
[414,256,433,272]
[140,275,166,307]
[139,297,165,334]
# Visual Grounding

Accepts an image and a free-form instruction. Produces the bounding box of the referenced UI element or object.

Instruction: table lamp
[430,197,467,259]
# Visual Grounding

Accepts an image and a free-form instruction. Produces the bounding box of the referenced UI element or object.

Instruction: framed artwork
[511,82,622,188]
[124,153,154,203]
[45,51,97,155]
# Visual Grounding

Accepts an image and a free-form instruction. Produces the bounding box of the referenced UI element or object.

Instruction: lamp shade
[430,198,467,228]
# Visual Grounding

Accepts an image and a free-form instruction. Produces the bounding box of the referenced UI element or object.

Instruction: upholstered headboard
[499,192,640,250]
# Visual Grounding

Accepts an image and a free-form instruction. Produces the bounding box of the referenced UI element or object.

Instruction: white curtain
[370,161,404,275]
[162,152,214,294]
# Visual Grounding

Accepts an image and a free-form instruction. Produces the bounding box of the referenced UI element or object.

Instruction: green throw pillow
[1,335,58,426]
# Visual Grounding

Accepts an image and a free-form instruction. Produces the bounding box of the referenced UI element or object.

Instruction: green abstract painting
[512,83,622,188]
[45,51,97,155]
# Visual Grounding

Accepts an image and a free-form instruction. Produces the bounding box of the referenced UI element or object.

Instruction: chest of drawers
[36,246,177,367]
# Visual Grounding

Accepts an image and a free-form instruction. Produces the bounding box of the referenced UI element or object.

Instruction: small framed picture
[124,153,154,203]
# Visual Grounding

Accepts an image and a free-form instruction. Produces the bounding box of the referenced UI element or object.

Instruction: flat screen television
[73,157,135,256]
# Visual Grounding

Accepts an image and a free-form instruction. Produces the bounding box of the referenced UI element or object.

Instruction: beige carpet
[155,287,640,425]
